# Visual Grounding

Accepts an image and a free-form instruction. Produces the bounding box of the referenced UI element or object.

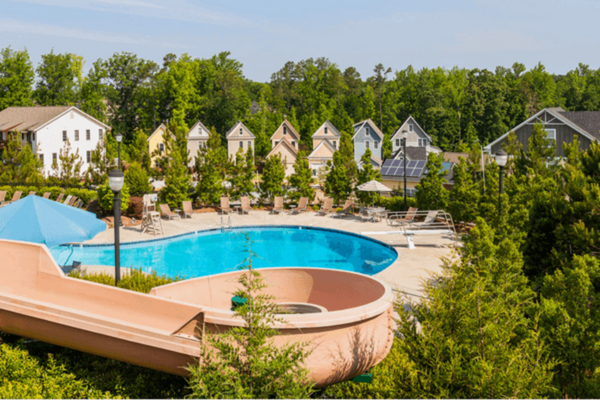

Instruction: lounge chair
[0,191,6,203]
[28,191,36,196]
[271,197,284,214]
[333,200,354,218]
[182,201,193,219]
[291,197,308,215]
[317,197,333,216]
[62,195,73,205]
[56,193,64,203]
[67,196,78,206]
[1,191,22,207]
[408,210,440,228]
[160,203,181,220]
[220,197,233,215]
[73,199,83,209]
[240,196,252,214]
[42,192,51,199]
[387,207,419,227]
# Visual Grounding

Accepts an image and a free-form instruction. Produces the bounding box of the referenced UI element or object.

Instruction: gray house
[353,119,384,168]
[390,116,442,159]
[485,107,600,156]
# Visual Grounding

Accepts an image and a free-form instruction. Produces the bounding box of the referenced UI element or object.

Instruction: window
[545,129,556,146]
[239,141,244,149]
[52,153,57,164]
[86,151,91,163]
[312,169,317,176]
[366,141,370,149]
[283,126,287,135]
[22,133,25,141]
[32,133,35,141]
[275,140,279,146]
[75,130,79,141]
[291,140,296,147]
[159,143,165,152]
[62,131,67,141]
[395,138,400,147]
[324,127,328,134]
[365,127,369,136]
[332,140,337,149]
[374,141,379,149]
[239,128,243,136]
[86,130,90,140]
[39,154,44,165]
[409,124,413,132]
[99,129,103,140]
[247,141,251,149]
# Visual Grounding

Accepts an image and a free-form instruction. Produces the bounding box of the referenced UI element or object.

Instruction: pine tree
[195,128,226,206]
[356,148,381,204]
[52,138,84,185]
[159,123,190,209]
[260,153,286,204]
[0,132,43,184]
[415,152,449,210]
[86,134,117,185]
[288,151,315,202]
[230,149,256,200]
[324,151,352,205]
[125,162,152,197]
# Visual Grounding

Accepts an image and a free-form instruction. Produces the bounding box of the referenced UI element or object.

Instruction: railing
[386,210,457,249]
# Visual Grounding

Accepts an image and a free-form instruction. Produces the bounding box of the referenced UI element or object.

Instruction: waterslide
[0,239,394,386]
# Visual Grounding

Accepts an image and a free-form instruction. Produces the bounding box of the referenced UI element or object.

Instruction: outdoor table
[288,205,297,214]
[174,208,181,215]
[233,205,241,214]
[367,207,386,222]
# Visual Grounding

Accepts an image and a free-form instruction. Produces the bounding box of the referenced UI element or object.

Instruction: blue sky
[1,0,599,82]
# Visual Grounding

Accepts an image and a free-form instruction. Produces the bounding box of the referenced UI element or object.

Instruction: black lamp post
[116,133,123,171]
[108,169,124,285]
[495,149,508,217]
[401,135,407,211]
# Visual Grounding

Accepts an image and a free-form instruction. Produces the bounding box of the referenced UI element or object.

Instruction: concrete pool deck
[84,210,458,301]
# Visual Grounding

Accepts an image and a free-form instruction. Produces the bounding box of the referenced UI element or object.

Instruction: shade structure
[0,195,106,248]
[357,180,392,192]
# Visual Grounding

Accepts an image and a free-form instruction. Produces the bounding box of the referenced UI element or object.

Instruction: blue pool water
[50,226,397,278]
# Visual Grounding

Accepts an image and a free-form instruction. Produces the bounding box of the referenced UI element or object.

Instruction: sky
[1,0,600,82]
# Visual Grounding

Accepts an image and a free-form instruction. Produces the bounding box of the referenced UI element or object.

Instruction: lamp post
[401,135,407,211]
[495,149,508,217]
[115,133,123,171]
[108,169,124,285]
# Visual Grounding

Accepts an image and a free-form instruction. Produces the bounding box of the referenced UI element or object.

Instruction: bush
[312,204,320,211]
[375,196,417,211]
[69,268,183,294]
[127,196,144,220]
[125,162,152,197]
[97,181,130,213]
[64,188,98,205]
[47,186,63,200]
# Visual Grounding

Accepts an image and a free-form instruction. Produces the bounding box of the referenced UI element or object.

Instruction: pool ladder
[221,215,232,231]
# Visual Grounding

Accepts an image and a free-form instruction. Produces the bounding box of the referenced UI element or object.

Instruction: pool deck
[85,210,458,301]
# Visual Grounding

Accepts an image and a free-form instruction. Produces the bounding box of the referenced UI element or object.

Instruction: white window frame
[32,133,35,141]
[409,124,413,132]
[247,141,251,149]
[324,127,328,134]
[52,153,57,164]
[86,129,90,140]
[75,130,79,141]
[283,126,287,135]
[239,141,244,149]
[374,141,379,149]
[86,151,91,163]
[332,140,337,149]
[395,138,400,147]
[159,143,165,152]
[365,140,370,149]
[239,128,243,136]
[365,127,369,136]
[39,154,43,165]
[545,129,556,146]
[418,138,427,147]
[62,131,67,141]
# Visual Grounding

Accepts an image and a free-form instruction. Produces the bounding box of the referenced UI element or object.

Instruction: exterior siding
[391,117,433,155]
[353,124,382,164]
[148,127,165,167]
[268,144,296,177]
[187,138,208,168]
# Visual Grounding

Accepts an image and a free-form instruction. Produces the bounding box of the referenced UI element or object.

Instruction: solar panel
[383,159,393,167]
[412,168,424,176]
[408,160,417,168]
[380,167,390,175]
[416,161,426,168]
[391,160,401,167]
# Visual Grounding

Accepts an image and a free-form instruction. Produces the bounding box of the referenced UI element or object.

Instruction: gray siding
[354,124,382,163]
[490,123,593,156]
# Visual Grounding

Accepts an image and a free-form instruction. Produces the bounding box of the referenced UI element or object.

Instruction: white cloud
[0,18,191,49]
[444,29,548,54]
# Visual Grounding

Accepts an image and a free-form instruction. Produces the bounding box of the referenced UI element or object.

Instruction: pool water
[50,226,397,278]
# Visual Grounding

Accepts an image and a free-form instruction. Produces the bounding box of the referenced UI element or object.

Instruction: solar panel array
[381,159,426,177]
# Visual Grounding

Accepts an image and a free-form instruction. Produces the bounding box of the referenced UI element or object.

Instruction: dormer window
[395,138,400,147]
[291,141,296,147]
[324,127,328,134]
[239,128,243,136]
[409,124,413,132]
[365,127,369,136]
[332,140,337,149]
[283,126,287,135]
[374,141,379,149]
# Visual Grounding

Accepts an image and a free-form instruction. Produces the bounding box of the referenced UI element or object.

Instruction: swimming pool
[50,226,398,278]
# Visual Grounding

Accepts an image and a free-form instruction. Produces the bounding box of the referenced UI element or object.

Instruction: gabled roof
[0,106,110,132]
[390,115,432,142]
[270,119,300,141]
[226,120,255,139]
[485,108,600,150]
[352,118,384,140]
[147,123,167,142]
[308,139,337,159]
[312,120,341,138]
[267,138,298,159]
[187,120,210,138]
[392,146,427,161]
[358,154,383,167]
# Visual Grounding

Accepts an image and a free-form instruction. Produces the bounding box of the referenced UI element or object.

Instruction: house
[390,116,442,159]
[308,121,341,176]
[267,120,300,176]
[0,106,110,176]
[226,121,255,161]
[352,119,383,168]
[485,107,600,156]
[147,123,167,167]
[187,121,211,168]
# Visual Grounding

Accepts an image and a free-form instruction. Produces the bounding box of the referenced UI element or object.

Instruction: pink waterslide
[0,239,395,386]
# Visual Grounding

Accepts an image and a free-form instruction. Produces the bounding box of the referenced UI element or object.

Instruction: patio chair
[0,191,6,203]
[56,193,64,203]
[333,200,354,218]
[67,196,78,206]
[1,191,22,207]
[160,203,181,220]
[220,197,233,215]
[42,192,51,199]
[387,207,419,227]
[291,197,308,215]
[271,196,284,214]
[317,197,333,216]
[240,196,252,214]
[62,195,73,205]
[28,191,36,196]
[73,199,83,209]
[182,201,193,219]
[408,210,440,228]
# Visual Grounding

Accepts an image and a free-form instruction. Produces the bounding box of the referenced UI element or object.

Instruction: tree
[356,148,381,204]
[230,149,255,200]
[125,162,152,197]
[34,50,83,106]
[0,47,34,110]
[86,135,117,185]
[52,139,84,185]
[79,59,107,122]
[324,151,352,205]
[195,128,227,205]
[260,153,286,204]
[288,151,315,202]
[415,152,448,210]
[0,132,44,184]
[159,124,190,209]
[187,234,313,398]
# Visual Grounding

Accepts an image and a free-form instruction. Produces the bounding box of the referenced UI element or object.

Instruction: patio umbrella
[0,195,106,248]
[357,180,392,206]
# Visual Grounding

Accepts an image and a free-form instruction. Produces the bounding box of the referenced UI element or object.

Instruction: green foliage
[288,151,315,201]
[356,148,382,204]
[186,234,313,399]
[125,162,152,197]
[324,151,352,204]
[52,138,84,185]
[34,50,83,106]
[415,152,449,210]
[0,132,44,184]
[230,149,256,200]
[195,128,227,206]
[0,47,34,109]
[159,123,190,209]
[65,188,98,205]
[69,268,183,293]
[97,180,130,212]
[260,153,286,203]
[375,195,417,211]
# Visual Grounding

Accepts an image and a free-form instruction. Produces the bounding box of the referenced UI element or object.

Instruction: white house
[0,106,110,176]
[308,120,341,176]
[390,116,442,159]
[226,121,255,161]
[186,120,211,168]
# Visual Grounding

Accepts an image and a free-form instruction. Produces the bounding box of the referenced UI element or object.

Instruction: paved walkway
[86,210,458,300]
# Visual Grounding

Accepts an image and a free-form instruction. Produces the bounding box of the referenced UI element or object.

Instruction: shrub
[375,196,417,211]
[127,196,144,220]
[96,181,130,212]
[47,186,63,200]
[312,204,320,211]
[69,268,183,294]
[125,162,152,197]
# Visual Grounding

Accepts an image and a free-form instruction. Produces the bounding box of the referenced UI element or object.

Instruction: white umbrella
[357,180,392,206]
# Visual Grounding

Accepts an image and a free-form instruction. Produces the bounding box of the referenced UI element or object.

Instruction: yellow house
[147,123,167,167]
[308,121,340,177]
